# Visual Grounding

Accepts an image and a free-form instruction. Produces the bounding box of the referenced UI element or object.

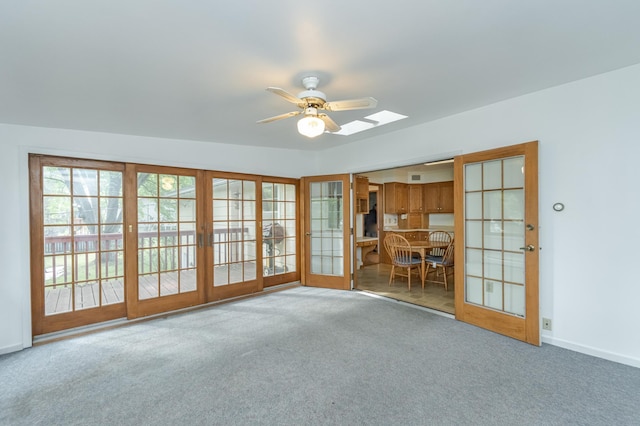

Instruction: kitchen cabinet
[384,182,408,213]
[423,181,454,213]
[416,231,431,241]
[403,231,418,241]
[355,176,369,213]
[409,185,423,213]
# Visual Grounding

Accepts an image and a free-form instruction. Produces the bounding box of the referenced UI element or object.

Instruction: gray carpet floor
[1,286,639,425]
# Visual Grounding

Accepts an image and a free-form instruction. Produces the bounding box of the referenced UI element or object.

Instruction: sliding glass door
[262,179,299,287]
[125,164,205,318]
[30,155,127,334]
[30,156,301,335]
[205,173,260,300]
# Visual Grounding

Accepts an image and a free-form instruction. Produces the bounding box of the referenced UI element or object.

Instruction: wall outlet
[542,318,552,331]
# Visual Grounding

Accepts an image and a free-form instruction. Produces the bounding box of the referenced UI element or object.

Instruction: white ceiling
[2,1,640,152]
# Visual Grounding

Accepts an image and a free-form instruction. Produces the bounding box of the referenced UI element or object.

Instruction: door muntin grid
[309,181,344,276]
[136,173,197,299]
[262,182,296,276]
[42,166,124,314]
[464,156,526,317]
[212,178,257,286]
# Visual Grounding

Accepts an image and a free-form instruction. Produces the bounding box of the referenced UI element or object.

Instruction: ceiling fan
[257,76,378,138]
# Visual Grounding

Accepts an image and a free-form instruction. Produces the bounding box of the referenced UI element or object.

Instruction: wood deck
[45,279,125,315]
[43,265,259,315]
[44,269,199,314]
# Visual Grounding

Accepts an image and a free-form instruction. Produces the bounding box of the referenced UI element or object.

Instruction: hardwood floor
[355,262,455,314]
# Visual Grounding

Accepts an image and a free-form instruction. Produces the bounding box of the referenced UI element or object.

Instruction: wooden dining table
[408,240,450,284]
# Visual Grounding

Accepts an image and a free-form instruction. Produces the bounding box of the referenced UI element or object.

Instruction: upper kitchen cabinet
[423,181,454,213]
[355,176,369,213]
[384,182,408,213]
[409,185,424,213]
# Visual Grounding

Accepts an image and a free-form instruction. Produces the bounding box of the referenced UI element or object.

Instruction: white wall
[316,63,640,367]
[0,125,313,354]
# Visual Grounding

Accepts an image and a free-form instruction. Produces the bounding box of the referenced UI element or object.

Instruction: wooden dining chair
[383,233,422,290]
[424,242,455,291]
[427,231,452,258]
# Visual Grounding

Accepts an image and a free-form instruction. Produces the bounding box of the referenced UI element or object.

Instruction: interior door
[125,164,205,318]
[454,141,539,345]
[302,174,351,290]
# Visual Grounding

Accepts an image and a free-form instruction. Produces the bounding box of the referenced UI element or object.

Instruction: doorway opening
[354,161,455,315]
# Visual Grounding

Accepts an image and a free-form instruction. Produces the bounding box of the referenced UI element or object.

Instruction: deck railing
[44,228,250,284]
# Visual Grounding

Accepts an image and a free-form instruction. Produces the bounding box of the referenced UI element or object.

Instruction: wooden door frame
[124,164,206,319]
[202,171,263,302]
[29,154,128,335]
[261,176,301,288]
[454,141,540,345]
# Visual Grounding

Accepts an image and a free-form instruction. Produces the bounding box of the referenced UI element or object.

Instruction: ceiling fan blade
[319,114,341,133]
[256,110,301,124]
[266,87,306,107]
[323,97,378,112]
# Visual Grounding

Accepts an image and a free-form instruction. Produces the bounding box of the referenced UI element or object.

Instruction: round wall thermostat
[553,202,564,212]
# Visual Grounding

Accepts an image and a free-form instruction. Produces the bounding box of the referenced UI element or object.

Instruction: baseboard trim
[543,336,640,369]
[0,343,25,356]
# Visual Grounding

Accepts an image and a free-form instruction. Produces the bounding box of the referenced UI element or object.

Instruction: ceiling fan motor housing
[298,92,326,108]
[298,76,327,107]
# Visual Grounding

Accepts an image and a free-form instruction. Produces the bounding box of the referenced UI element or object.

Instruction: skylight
[332,110,408,136]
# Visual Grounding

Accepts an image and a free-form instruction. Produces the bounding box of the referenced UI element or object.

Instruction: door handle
[305,232,312,236]
[520,245,535,252]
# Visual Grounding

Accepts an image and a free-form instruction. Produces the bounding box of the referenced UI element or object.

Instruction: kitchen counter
[356,237,378,269]
[356,237,379,244]
[383,227,454,233]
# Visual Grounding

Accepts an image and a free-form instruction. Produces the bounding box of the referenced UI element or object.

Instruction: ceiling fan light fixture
[297,115,325,138]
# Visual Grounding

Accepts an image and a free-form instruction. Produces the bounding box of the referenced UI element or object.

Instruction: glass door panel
[262,180,298,286]
[208,175,259,300]
[464,157,525,316]
[136,173,198,299]
[310,181,344,275]
[42,167,124,312]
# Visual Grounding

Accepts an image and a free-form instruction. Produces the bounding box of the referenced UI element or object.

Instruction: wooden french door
[125,164,205,318]
[454,141,539,345]
[30,155,128,334]
[301,174,351,290]
[204,172,261,301]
